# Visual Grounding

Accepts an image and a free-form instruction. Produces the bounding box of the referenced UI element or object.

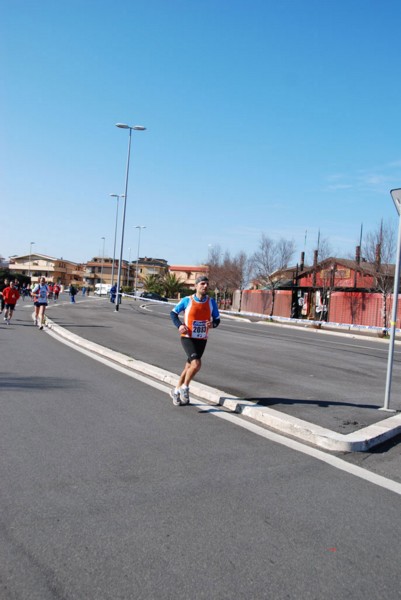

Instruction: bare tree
[207,244,223,290]
[251,234,296,315]
[363,220,396,330]
[317,237,333,261]
[308,236,333,263]
[207,246,251,309]
[252,234,295,283]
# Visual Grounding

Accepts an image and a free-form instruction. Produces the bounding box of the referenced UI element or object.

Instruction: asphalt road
[1,302,401,599]
[44,295,401,430]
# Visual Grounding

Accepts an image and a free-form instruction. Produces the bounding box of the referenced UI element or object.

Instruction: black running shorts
[181,337,207,362]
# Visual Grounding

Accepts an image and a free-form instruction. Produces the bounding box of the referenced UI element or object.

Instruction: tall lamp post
[134,225,146,295]
[100,237,106,286]
[109,194,124,285]
[29,241,35,281]
[114,123,146,311]
[127,247,131,287]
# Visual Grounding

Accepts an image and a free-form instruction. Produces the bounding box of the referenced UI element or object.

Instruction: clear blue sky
[2,0,401,267]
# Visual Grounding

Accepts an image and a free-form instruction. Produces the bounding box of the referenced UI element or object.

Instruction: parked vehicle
[94,283,112,296]
[140,291,168,302]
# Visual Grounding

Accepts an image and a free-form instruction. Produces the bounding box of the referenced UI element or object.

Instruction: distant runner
[32,277,49,330]
[170,276,220,406]
[2,280,20,324]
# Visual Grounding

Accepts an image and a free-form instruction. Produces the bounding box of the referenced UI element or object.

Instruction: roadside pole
[382,188,401,411]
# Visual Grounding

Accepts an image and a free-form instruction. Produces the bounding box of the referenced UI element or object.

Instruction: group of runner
[0,277,61,329]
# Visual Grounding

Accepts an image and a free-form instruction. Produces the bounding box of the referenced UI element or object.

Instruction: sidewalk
[41,296,401,453]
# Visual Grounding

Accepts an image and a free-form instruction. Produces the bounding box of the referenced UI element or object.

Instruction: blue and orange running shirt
[172,294,220,339]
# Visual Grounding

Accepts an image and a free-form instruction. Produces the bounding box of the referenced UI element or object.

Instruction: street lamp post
[100,237,106,285]
[134,226,146,295]
[29,241,35,281]
[114,123,146,311]
[109,194,124,285]
[127,247,131,287]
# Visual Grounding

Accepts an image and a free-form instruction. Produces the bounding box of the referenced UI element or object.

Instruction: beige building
[134,257,169,289]
[83,257,129,288]
[168,265,209,289]
[9,253,83,285]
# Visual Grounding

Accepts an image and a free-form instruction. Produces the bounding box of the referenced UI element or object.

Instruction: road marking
[46,328,401,497]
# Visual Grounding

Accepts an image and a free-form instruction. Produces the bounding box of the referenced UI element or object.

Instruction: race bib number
[192,320,208,339]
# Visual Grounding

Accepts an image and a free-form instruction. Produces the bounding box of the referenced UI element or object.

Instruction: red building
[236,247,398,329]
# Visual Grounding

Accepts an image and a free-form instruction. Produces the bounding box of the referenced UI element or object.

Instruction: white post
[134,225,146,295]
[100,237,105,285]
[382,188,401,411]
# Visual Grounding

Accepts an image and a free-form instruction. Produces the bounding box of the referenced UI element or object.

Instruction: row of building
[7,253,208,291]
[5,246,399,329]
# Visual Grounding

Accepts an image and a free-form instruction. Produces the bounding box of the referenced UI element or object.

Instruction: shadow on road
[0,375,82,390]
[247,397,382,410]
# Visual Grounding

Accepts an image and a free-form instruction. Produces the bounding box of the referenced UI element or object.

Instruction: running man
[170,275,220,406]
[53,283,60,301]
[2,280,20,324]
[32,277,49,330]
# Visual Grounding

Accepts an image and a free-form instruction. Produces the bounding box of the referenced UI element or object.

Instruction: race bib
[192,320,208,339]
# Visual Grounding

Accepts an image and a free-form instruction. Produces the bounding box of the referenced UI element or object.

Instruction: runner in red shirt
[53,284,60,301]
[3,281,20,324]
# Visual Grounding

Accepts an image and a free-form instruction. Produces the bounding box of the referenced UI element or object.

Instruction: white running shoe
[180,386,190,405]
[170,388,181,406]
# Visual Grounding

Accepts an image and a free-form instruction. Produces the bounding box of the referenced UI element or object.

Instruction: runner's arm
[210,298,220,328]
[170,310,182,328]
[170,297,189,328]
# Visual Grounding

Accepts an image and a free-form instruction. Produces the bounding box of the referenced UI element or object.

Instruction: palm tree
[162,273,186,299]
[142,274,164,295]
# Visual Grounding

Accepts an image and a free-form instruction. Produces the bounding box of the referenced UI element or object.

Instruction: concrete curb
[46,318,401,453]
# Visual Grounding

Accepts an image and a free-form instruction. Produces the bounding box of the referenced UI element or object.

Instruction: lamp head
[116,123,146,131]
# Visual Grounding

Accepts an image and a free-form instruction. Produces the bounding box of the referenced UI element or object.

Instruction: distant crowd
[0,279,64,302]
[0,280,93,301]
[0,278,94,328]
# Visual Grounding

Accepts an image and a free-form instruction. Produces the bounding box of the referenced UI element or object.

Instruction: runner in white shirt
[32,277,49,330]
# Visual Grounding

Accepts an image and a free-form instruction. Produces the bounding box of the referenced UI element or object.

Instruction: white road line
[46,328,401,497]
